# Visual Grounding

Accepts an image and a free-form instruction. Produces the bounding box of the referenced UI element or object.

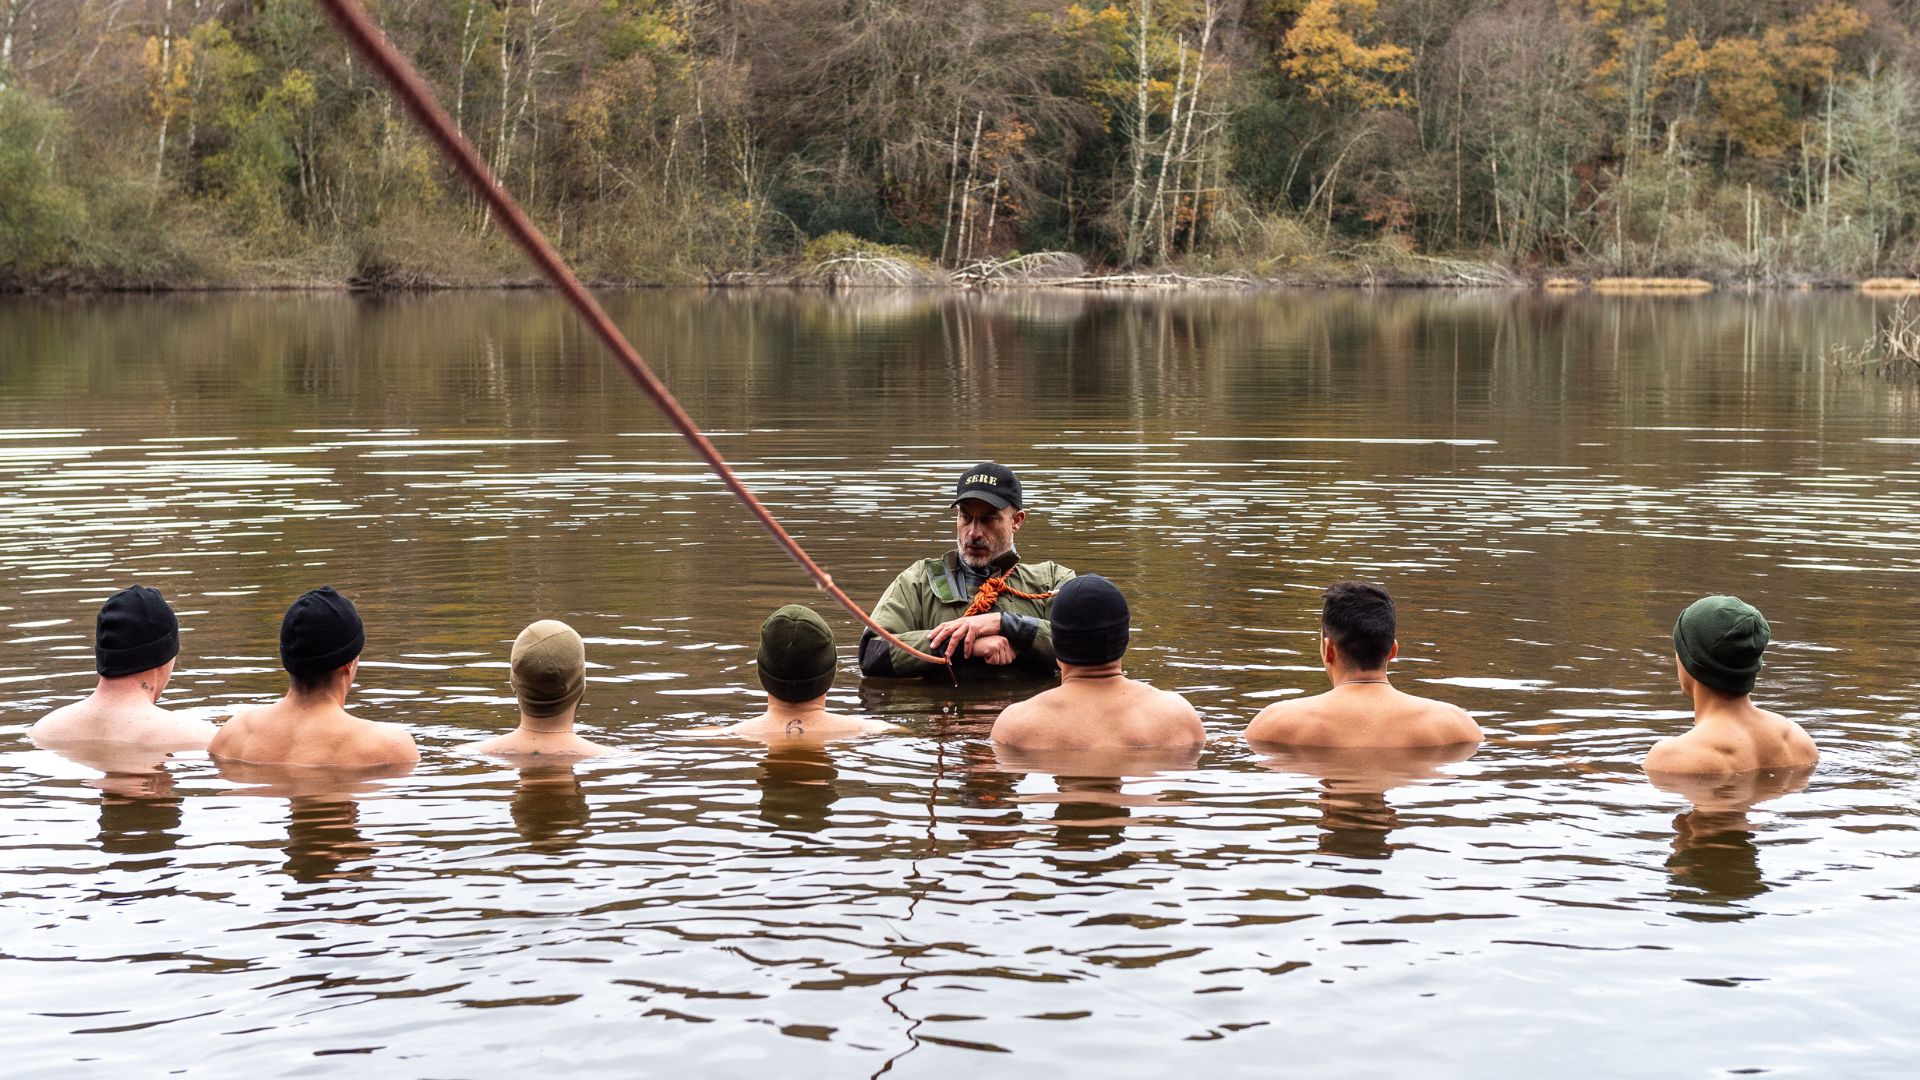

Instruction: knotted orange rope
[960,573,1056,618]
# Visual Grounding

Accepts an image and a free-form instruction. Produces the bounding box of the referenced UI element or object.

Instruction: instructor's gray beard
[957,542,1014,574]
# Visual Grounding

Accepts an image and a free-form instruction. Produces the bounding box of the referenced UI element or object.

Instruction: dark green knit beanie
[757,605,837,703]
[1673,595,1770,696]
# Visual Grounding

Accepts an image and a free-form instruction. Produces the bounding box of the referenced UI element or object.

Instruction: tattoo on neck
[139,681,153,692]
[785,718,805,736]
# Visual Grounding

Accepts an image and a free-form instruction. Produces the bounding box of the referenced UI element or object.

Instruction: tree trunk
[1822,78,1834,235]
[938,105,962,265]
[1124,0,1152,267]
[153,0,174,189]
[0,0,19,93]
[955,110,983,263]
[1165,4,1216,255]
[454,0,476,135]
[1143,43,1187,261]
[982,171,1001,256]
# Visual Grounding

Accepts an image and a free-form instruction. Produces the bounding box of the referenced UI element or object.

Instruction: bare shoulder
[1149,686,1205,742]
[825,713,901,735]
[989,694,1049,744]
[1245,693,1324,743]
[1644,733,1719,775]
[1765,708,1820,761]
[1424,699,1483,744]
[373,721,420,761]
[154,710,217,750]
[208,705,264,752]
[26,700,84,739]
[467,733,512,755]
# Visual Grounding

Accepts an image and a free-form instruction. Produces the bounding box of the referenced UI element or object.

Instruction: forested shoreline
[2,0,1918,291]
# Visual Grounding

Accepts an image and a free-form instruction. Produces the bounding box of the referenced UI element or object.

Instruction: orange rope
[960,573,1056,618]
[312,0,953,679]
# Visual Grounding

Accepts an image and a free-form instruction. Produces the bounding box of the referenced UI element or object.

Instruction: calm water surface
[2,290,1918,1076]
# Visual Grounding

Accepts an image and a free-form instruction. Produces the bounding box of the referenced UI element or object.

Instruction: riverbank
[5,257,1910,295]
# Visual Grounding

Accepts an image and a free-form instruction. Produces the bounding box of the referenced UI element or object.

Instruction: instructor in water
[859,463,1077,679]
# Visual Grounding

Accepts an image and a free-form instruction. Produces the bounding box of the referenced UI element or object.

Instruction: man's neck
[1690,690,1759,727]
[514,709,577,735]
[1327,667,1391,688]
[282,686,350,715]
[763,696,830,722]
[1060,660,1124,682]
[92,676,159,706]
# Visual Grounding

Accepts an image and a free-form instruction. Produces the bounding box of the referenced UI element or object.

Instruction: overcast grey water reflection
[3,290,1919,1076]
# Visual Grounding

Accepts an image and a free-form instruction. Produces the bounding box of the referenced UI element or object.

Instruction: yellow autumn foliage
[1281,0,1414,110]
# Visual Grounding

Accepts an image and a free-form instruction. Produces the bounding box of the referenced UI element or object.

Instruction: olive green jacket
[857,551,1077,678]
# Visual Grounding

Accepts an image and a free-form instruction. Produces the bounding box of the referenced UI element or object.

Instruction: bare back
[1245,684,1481,749]
[712,709,896,740]
[30,695,215,750]
[991,676,1204,751]
[469,729,608,758]
[209,698,418,768]
[1644,704,1816,776]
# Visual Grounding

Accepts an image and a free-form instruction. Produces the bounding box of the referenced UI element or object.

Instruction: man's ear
[1010,509,1026,530]
[1321,633,1337,667]
[1387,640,1399,664]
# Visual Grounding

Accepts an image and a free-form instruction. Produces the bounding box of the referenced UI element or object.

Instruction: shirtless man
[209,586,418,767]
[29,586,215,749]
[990,575,1204,750]
[469,620,608,757]
[1644,595,1816,776]
[713,605,893,739]
[1244,581,1480,749]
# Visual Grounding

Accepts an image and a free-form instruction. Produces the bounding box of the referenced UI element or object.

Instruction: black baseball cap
[951,462,1022,510]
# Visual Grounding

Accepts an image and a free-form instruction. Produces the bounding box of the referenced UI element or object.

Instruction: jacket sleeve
[858,567,948,678]
[1010,563,1077,674]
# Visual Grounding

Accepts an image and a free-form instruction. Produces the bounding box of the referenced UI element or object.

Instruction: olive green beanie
[757,605,837,703]
[1672,595,1770,696]
[511,619,586,717]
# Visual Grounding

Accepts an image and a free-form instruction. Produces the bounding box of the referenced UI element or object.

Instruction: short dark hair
[1321,581,1395,669]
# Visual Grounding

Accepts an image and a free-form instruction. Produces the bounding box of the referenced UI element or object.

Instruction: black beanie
[95,586,180,678]
[1051,575,1130,666]
[280,586,365,680]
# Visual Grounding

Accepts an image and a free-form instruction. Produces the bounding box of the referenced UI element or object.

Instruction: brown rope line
[313,0,952,677]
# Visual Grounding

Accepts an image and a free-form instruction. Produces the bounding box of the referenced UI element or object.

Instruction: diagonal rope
[313,0,952,677]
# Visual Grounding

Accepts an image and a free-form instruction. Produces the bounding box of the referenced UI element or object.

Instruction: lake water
[2,289,1917,1076]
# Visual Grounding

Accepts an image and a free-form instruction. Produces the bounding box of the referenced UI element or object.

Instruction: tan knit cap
[511,619,586,717]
